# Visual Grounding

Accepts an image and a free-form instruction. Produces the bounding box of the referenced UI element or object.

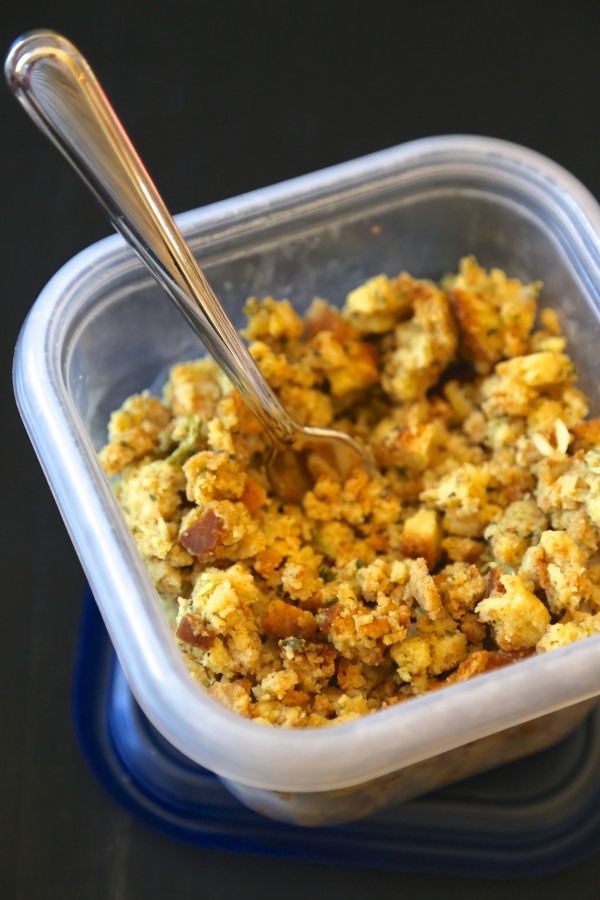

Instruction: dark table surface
[3,3,600,897]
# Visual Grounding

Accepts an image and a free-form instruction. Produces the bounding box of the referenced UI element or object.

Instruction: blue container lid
[73,590,600,877]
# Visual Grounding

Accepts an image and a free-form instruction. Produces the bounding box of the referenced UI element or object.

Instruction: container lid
[73,590,600,877]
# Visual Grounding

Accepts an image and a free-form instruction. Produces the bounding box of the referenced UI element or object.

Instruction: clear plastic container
[14,135,600,825]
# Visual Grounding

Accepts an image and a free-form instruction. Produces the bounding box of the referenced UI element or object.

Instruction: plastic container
[14,135,600,825]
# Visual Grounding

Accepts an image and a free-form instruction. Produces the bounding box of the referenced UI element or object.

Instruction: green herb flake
[415,605,427,615]
[149,493,157,501]
[356,560,365,569]
[282,636,302,653]
[319,566,335,583]
[445,629,456,637]
[165,416,203,466]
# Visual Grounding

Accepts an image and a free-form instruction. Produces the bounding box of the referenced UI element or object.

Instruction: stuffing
[114,459,192,564]
[100,259,600,727]
[434,562,486,618]
[382,280,457,401]
[164,358,223,418]
[99,392,171,475]
[536,613,600,652]
[242,296,304,343]
[475,573,550,651]
[486,499,548,568]
[343,273,413,334]
[444,255,538,373]
[519,530,593,615]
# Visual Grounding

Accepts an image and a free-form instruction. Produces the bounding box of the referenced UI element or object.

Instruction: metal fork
[5,30,374,498]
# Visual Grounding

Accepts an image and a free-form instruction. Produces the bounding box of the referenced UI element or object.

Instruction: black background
[3,3,600,897]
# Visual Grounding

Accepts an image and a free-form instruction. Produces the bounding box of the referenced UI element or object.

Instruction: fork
[5,30,375,499]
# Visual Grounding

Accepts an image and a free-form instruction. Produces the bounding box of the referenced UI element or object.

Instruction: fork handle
[5,30,297,444]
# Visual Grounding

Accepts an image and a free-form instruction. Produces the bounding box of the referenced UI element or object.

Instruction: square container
[14,135,600,826]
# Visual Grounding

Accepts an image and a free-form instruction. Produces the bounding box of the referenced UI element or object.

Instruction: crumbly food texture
[99,257,600,727]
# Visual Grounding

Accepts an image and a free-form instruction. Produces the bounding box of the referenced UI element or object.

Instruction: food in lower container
[99,256,600,728]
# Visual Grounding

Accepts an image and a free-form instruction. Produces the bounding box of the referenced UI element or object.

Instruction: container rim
[14,134,600,792]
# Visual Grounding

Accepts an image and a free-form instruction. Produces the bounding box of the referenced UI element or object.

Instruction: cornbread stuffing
[100,257,600,727]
